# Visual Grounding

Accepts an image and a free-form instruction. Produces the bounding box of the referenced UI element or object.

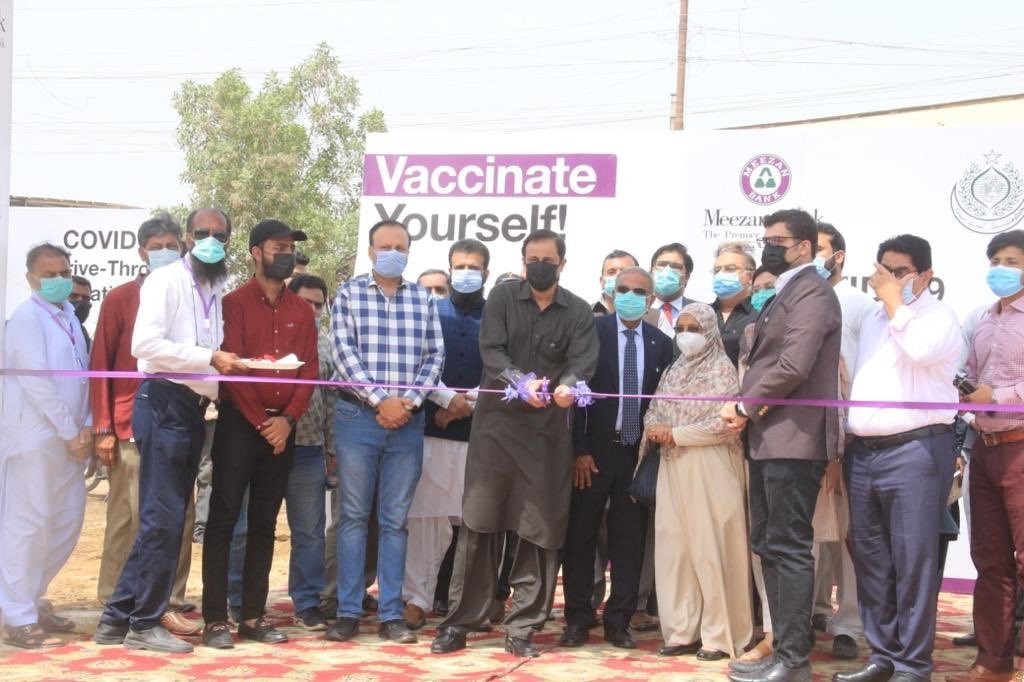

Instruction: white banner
[4,207,153,331]
[358,127,1024,319]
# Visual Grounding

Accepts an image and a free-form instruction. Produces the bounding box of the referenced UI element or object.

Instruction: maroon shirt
[90,276,145,439]
[221,278,318,429]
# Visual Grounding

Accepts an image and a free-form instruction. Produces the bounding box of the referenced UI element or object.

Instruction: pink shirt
[967,297,1024,433]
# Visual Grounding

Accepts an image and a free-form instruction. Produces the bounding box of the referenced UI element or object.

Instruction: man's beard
[190,253,228,286]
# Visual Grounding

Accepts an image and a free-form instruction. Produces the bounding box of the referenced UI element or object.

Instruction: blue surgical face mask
[603,276,616,299]
[372,249,408,279]
[192,236,226,264]
[653,267,682,298]
[147,248,181,271]
[987,265,1024,299]
[712,272,745,299]
[812,255,834,279]
[451,269,483,294]
[901,276,920,306]
[751,288,776,312]
[614,291,648,321]
[37,275,73,304]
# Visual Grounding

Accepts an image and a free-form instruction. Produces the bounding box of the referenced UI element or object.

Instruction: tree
[172,43,386,289]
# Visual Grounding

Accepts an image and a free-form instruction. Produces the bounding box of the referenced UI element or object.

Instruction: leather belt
[856,423,952,451]
[153,379,211,412]
[610,431,639,447]
[981,428,1024,448]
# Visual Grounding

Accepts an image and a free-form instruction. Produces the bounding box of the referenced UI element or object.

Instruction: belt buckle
[982,432,999,447]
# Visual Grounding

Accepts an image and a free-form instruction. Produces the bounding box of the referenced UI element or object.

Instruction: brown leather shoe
[160,611,202,636]
[946,665,1013,682]
[403,603,427,631]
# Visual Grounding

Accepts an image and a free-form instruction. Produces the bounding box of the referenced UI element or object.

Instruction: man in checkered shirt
[325,219,445,646]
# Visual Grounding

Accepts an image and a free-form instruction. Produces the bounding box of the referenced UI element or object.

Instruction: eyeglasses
[193,229,229,243]
[712,265,753,275]
[881,265,917,279]
[615,285,650,296]
[756,236,799,248]
[653,261,686,273]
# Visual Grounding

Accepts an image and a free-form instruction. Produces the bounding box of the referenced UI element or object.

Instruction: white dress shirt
[774,262,814,292]
[2,294,91,445]
[132,258,225,400]
[650,295,684,337]
[835,283,876,374]
[847,289,963,437]
[615,314,646,431]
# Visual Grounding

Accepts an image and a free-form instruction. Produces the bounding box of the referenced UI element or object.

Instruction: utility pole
[671,0,689,130]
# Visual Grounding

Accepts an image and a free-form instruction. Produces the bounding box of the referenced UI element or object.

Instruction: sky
[7,0,1024,209]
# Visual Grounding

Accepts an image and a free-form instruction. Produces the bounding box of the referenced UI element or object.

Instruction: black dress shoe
[730,655,777,674]
[697,648,728,661]
[831,663,894,682]
[504,635,540,657]
[658,641,702,656]
[378,619,417,644]
[430,626,467,654]
[728,661,811,682]
[93,622,129,645]
[604,629,636,649]
[202,622,234,650]
[238,617,287,644]
[831,634,859,660]
[559,624,588,647]
[324,617,359,642]
[952,632,978,647]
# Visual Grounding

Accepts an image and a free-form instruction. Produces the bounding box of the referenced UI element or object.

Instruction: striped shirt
[967,297,1024,432]
[330,273,445,407]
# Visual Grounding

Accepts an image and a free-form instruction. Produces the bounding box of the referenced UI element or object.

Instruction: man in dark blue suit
[561,267,675,649]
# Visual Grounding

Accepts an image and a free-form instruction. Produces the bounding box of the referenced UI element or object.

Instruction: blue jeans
[286,445,327,613]
[334,401,424,622]
[227,489,248,618]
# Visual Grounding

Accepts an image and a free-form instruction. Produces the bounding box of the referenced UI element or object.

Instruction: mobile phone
[953,373,976,396]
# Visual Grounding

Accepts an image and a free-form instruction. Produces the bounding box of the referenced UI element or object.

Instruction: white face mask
[675,331,706,357]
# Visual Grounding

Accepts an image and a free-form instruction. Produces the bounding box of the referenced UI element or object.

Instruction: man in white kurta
[1,244,92,648]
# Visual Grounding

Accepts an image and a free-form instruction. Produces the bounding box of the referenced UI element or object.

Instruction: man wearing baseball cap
[200,219,319,649]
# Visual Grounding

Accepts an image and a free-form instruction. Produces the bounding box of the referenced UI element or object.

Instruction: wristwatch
[735,402,748,417]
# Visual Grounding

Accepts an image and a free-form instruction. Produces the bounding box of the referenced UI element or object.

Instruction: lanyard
[31,296,84,368]
[182,258,217,331]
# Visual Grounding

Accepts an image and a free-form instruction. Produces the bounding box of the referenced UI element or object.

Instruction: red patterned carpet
[0,588,976,681]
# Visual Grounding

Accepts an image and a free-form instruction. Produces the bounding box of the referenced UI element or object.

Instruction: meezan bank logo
[951,150,1024,234]
[740,154,792,205]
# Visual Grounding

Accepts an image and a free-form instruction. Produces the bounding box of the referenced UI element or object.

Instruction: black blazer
[572,313,675,456]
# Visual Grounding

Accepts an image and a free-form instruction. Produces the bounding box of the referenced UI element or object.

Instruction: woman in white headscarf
[643,302,752,660]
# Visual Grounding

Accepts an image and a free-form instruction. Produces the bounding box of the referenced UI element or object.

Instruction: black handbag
[628,443,660,508]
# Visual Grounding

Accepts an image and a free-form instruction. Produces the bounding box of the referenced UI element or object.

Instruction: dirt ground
[47,481,294,612]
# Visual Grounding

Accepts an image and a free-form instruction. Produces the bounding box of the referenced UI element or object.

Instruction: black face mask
[760,244,793,276]
[73,300,92,324]
[262,252,296,281]
[525,261,558,291]
[450,288,484,310]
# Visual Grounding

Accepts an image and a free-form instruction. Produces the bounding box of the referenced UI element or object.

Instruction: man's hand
[868,263,915,315]
[645,424,674,446]
[525,378,548,408]
[66,427,94,461]
[260,416,292,454]
[720,402,748,432]
[96,434,119,467]
[823,460,842,495]
[552,384,574,409]
[964,384,994,406]
[377,397,414,429]
[574,455,599,489]
[434,408,455,430]
[211,350,249,375]
[446,393,474,420]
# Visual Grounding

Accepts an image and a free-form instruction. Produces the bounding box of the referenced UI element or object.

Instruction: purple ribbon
[1,367,1020,413]
[570,381,595,408]
[501,372,550,405]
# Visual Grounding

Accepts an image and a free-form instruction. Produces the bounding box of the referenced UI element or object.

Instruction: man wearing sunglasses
[97,208,248,654]
[560,266,674,651]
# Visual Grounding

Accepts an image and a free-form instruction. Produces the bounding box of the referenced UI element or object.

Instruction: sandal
[3,624,65,649]
[738,638,773,661]
[38,611,76,633]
